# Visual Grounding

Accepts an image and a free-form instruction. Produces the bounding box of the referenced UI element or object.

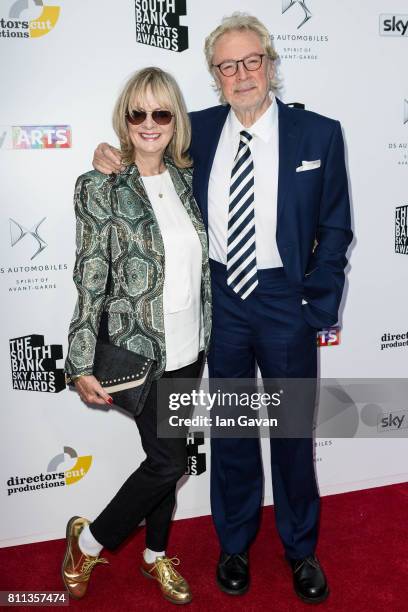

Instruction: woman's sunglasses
[126,109,174,126]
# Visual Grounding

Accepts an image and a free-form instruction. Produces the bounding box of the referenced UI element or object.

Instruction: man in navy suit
[93,12,352,604]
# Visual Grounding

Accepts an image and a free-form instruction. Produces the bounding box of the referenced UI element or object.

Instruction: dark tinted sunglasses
[126,109,174,126]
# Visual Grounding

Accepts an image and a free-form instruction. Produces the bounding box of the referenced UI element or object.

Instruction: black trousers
[90,353,204,552]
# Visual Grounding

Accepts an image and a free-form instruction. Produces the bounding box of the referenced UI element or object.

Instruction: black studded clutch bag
[93,341,156,417]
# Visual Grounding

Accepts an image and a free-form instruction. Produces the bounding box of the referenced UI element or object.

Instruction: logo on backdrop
[6,446,92,497]
[9,334,66,392]
[377,411,408,432]
[10,217,47,260]
[0,125,71,149]
[395,205,408,254]
[2,214,69,293]
[0,0,60,39]
[317,327,341,347]
[185,432,206,476]
[135,0,188,52]
[282,0,312,30]
[381,331,408,351]
[314,439,334,463]
[386,102,408,166]
[379,15,408,37]
[272,1,328,63]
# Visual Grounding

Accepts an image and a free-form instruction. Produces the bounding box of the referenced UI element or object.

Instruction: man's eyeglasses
[126,109,174,126]
[212,53,265,77]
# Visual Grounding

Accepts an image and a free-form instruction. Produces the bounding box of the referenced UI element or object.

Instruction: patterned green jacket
[65,158,212,380]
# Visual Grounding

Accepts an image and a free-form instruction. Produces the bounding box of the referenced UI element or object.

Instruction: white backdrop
[1,0,407,547]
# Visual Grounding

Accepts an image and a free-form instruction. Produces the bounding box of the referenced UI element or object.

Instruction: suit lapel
[277,98,301,225]
[198,105,230,229]
[166,158,190,203]
[118,163,166,255]
[167,162,207,238]
[120,163,151,208]
[122,159,206,254]
[120,158,189,206]
[196,101,301,230]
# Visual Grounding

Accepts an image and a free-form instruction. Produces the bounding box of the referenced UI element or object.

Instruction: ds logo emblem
[282,0,312,29]
[10,217,47,260]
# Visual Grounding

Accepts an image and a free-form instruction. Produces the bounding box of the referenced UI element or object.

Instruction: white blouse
[142,170,203,371]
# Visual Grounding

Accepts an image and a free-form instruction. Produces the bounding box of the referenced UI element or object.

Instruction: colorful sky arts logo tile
[11,125,71,149]
[0,0,60,39]
[317,327,341,347]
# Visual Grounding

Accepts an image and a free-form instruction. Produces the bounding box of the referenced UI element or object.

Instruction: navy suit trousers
[208,259,320,559]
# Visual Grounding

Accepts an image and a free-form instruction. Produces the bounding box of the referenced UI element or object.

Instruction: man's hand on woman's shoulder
[93,143,123,175]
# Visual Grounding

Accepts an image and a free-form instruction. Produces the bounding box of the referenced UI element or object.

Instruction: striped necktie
[226,130,258,299]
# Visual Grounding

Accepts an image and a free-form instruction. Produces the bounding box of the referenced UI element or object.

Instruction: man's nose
[236,61,248,79]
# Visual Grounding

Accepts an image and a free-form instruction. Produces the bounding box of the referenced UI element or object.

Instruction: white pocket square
[296,160,321,173]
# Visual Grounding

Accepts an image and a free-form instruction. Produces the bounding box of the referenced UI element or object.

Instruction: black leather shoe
[216,551,249,595]
[289,555,329,604]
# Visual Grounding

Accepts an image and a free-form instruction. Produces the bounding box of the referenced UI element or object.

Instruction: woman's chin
[134,142,166,157]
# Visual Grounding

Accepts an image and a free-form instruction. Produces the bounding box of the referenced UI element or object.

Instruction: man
[93,13,352,603]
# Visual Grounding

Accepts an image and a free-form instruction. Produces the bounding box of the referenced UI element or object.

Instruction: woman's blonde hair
[204,12,280,104]
[112,67,192,168]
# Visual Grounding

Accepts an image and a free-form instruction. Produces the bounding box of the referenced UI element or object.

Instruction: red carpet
[1,483,408,611]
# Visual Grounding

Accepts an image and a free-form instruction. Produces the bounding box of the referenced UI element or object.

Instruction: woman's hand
[93,143,123,175]
[74,375,113,406]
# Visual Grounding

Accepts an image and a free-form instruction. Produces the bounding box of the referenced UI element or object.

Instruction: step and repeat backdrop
[1,0,407,547]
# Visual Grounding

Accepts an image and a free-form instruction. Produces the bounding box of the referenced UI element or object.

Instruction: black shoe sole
[216,577,249,596]
[294,586,330,605]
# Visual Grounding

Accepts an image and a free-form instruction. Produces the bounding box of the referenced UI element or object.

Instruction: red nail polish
[107,397,113,405]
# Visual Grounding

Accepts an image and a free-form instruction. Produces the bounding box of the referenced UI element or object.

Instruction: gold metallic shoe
[140,555,192,604]
[61,516,108,599]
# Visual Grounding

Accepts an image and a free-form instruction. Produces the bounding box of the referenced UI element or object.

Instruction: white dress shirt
[142,171,203,371]
[208,96,283,269]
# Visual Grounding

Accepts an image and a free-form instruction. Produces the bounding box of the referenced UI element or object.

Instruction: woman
[62,67,211,605]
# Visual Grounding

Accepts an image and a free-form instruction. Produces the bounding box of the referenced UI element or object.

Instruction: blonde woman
[62,67,211,605]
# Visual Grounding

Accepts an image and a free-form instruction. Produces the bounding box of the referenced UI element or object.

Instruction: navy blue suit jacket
[189,98,353,329]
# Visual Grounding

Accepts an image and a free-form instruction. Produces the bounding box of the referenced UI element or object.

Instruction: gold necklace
[158,172,166,199]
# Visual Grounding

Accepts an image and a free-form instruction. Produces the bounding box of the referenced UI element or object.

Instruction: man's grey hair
[204,12,281,104]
